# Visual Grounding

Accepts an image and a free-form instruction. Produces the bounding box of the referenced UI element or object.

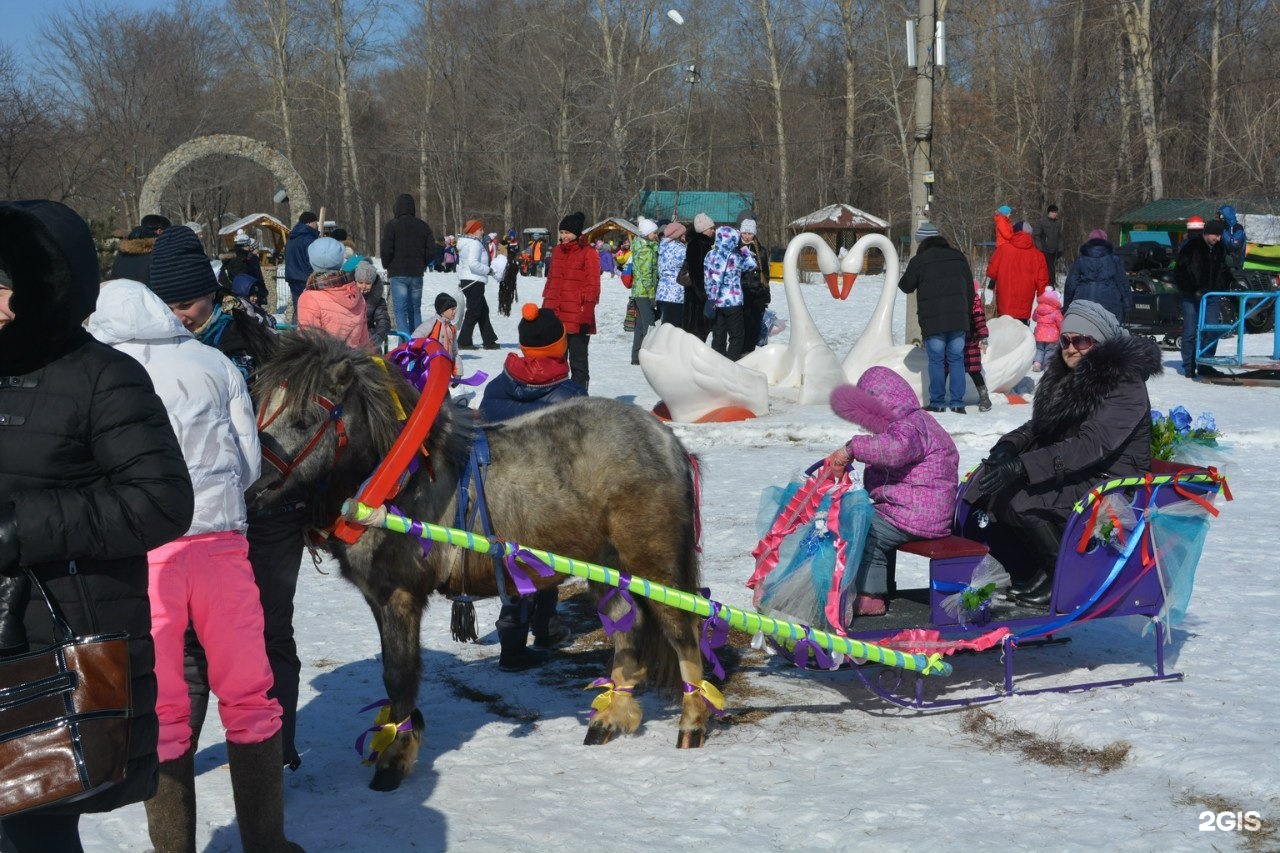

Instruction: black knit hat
[299,211,319,224]
[518,303,566,357]
[140,214,171,232]
[435,292,457,314]
[1203,220,1226,236]
[148,226,218,304]
[558,211,585,237]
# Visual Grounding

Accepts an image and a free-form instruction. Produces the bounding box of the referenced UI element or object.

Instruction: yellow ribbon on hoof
[683,680,727,716]
[356,701,414,765]
[585,678,634,718]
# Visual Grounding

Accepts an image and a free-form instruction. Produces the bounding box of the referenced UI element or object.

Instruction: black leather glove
[986,440,1018,464]
[0,508,19,577]
[977,458,1027,494]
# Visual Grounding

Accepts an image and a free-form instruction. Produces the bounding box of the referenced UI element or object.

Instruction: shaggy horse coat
[249,331,706,790]
[966,334,1162,529]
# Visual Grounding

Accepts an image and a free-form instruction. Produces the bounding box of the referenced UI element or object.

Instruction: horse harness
[257,382,349,490]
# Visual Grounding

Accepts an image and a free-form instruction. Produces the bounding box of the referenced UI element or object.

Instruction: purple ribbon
[790,627,834,670]
[683,681,726,717]
[597,573,637,635]
[387,503,432,558]
[352,699,415,761]
[501,543,557,596]
[388,340,452,392]
[698,592,729,680]
[451,370,489,387]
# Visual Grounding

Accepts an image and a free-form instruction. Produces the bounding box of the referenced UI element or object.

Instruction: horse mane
[252,329,473,467]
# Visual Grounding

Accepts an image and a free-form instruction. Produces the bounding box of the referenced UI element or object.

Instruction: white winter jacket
[456,234,490,281]
[88,280,260,536]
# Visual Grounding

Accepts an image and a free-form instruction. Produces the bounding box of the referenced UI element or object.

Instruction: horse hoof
[583,723,617,746]
[676,729,706,749]
[369,766,405,792]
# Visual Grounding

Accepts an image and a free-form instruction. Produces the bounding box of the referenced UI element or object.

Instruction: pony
[248,330,709,791]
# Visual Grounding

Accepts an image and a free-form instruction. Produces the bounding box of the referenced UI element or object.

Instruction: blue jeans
[1034,340,1058,367]
[924,330,966,408]
[390,275,424,333]
[1181,295,1220,376]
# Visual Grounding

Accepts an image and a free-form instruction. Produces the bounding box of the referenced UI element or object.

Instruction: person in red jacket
[994,205,1014,248]
[985,220,1049,322]
[540,211,600,390]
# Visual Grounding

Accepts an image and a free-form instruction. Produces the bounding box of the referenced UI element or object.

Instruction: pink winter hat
[1088,228,1108,241]
[1040,286,1062,304]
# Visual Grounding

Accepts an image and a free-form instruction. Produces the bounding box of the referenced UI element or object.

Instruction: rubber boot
[145,748,196,853]
[976,384,993,412]
[1009,524,1062,607]
[227,733,304,853]
[0,574,30,657]
[497,625,547,672]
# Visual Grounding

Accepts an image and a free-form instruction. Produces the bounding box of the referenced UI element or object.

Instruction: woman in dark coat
[1063,228,1133,321]
[965,300,1160,606]
[0,200,194,849]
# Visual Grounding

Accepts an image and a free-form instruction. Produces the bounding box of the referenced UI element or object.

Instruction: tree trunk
[839,0,858,197]
[757,0,790,226]
[1118,0,1164,200]
[1206,0,1221,194]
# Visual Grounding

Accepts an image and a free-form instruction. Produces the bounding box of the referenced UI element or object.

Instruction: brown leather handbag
[0,570,132,817]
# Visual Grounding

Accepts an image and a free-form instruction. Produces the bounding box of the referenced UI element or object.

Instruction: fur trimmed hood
[1031,333,1162,441]
[115,236,156,256]
[0,200,100,373]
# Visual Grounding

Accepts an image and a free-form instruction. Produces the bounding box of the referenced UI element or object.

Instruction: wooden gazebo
[788,203,891,273]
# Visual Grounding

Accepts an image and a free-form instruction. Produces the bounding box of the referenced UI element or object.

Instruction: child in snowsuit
[823,367,960,619]
[1032,286,1064,372]
[965,279,992,411]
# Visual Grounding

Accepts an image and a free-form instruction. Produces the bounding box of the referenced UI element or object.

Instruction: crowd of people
[0,184,1255,848]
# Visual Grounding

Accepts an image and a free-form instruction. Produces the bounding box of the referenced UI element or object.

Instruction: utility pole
[905,0,940,346]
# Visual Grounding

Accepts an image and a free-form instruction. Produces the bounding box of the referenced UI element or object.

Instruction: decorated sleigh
[753,460,1231,709]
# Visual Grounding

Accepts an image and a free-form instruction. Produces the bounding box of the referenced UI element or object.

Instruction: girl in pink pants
[89,279,301,852]
[148,531,279,762]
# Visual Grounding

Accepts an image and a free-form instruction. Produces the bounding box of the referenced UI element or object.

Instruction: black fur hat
[558,211,585,237]
[435,292,457,314]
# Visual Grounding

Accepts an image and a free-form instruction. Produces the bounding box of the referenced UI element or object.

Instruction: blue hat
[231,273,257,298]
[307,237,346,272]
[997,205,1012,216]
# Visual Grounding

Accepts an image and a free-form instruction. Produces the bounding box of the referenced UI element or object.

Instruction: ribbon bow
[790,627,834,670]
[585,678,634,719]
[597,573,637,635]
[499,542,557,596]
[698,590,729,680]
[683,680,727,717]
[354,699,415,765]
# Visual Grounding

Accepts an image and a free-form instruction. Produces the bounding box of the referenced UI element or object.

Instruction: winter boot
[145,748,196,853]
[227,733,304,853]
[976,385,993,412]
[497,625,547,672]
[0,574,30,657]
[1009,524,1063,607]
[529,587,570,650]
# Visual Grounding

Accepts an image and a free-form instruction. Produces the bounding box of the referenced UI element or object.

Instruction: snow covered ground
[83,267,1279,852]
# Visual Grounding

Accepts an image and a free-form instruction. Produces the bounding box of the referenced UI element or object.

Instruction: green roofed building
[631,190,755,225]
[1115,197,1280,243]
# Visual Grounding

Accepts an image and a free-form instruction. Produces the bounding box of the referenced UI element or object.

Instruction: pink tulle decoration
[829,383,894,435]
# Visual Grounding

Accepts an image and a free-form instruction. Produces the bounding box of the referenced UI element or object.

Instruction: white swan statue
[736,232,848,404]
[639,322,770,422]
[838,232,1035,403]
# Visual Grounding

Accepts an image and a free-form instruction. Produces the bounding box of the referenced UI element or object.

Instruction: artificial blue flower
[1151,410,1165,423]
[1170,405,1192,436]
[1193,412,1217,433]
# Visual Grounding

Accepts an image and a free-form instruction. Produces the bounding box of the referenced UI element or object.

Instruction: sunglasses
[1059,334,1097,352]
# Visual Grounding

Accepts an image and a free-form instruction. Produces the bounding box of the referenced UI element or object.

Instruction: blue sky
[0,0,170,66]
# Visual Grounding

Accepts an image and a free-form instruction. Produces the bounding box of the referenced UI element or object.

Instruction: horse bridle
[256,382,349,490]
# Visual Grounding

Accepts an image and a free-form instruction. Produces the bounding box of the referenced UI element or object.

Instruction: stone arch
[140,134,310,224]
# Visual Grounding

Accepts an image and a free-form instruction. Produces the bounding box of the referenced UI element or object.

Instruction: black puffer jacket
[109,232,157,285]
[966,334,1161,527]
[379,194,435,277]
[897,237,975,337]
[0,200,194,814]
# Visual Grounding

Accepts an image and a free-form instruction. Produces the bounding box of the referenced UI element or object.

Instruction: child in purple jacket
[823,367,960,618]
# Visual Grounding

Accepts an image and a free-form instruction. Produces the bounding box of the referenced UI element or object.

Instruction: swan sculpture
[639,322,770,422]
[838,232,1035,403]
[736,232,848,404]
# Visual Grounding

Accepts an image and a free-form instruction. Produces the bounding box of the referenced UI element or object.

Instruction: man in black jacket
[0,200,194,849]
[897,221,975,412]
[1175,218,1232,379]
[109,213,171,285]
[380,193,435,334]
